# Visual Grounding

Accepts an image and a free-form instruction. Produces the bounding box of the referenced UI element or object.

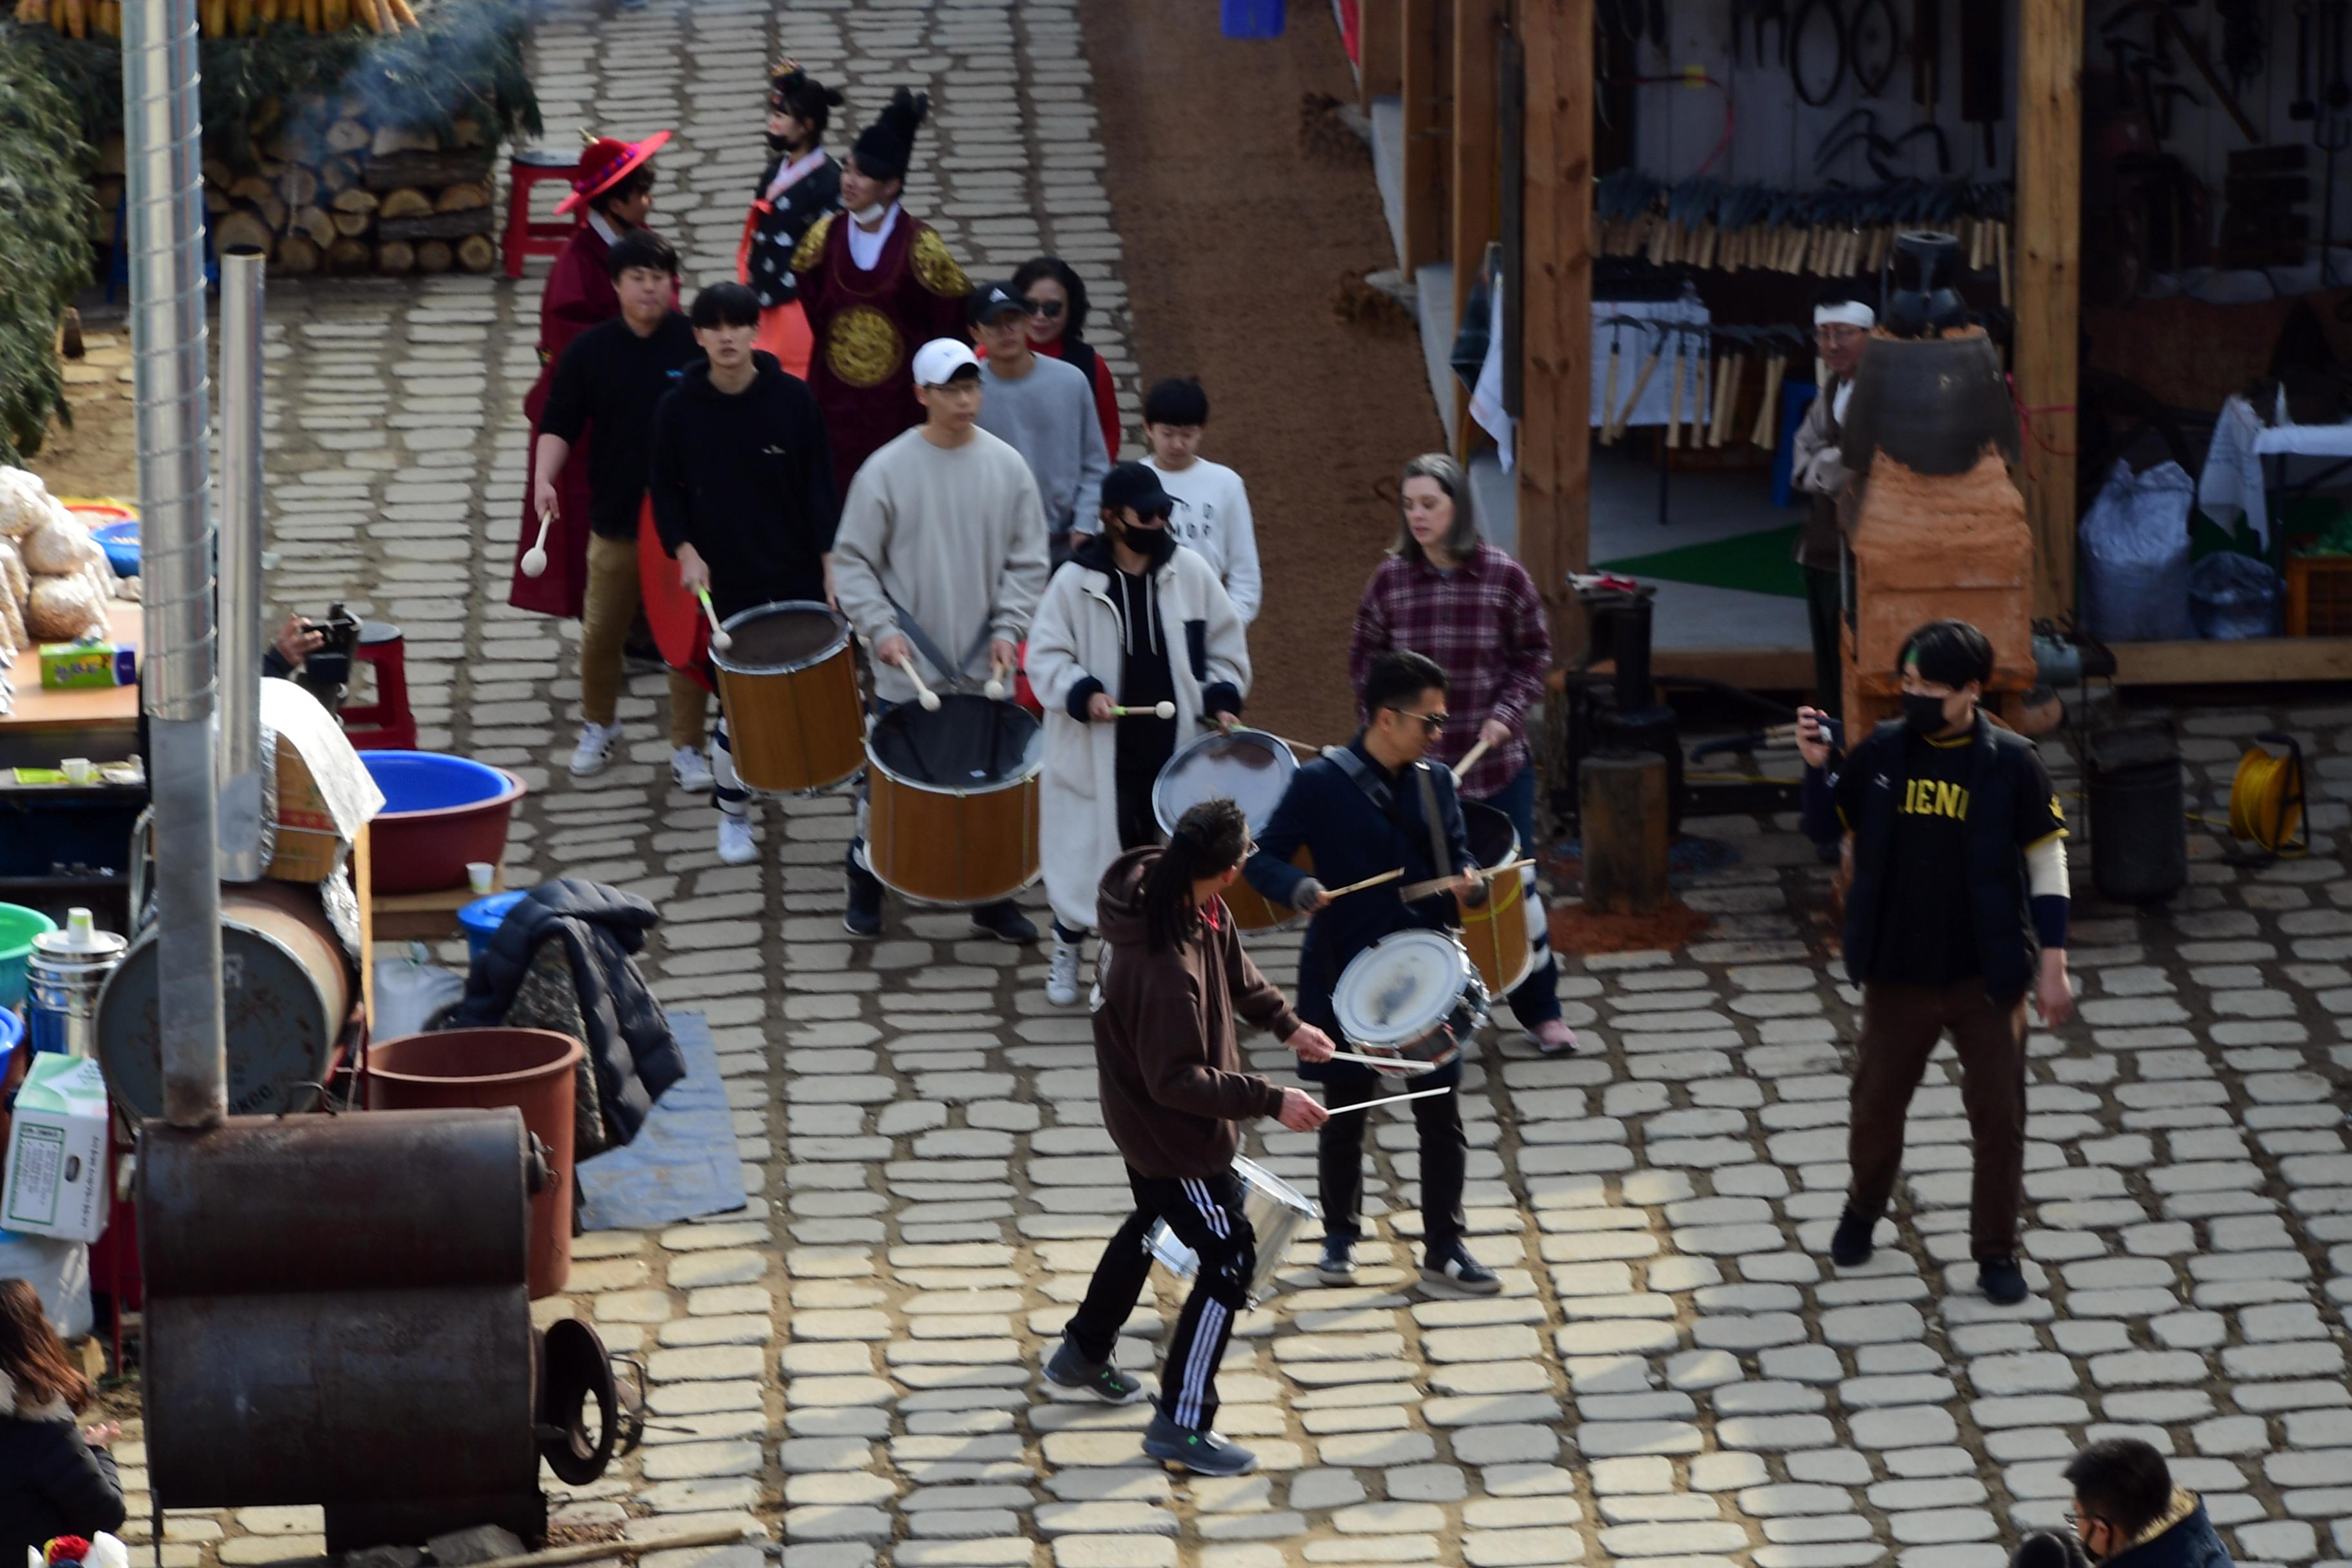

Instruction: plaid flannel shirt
[1348,542,1552,803]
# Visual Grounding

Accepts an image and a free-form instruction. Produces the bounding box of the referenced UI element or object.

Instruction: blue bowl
[357,751,529,895]
[458,890,529,964]
[93,520,139,577]
[361,750,522,814]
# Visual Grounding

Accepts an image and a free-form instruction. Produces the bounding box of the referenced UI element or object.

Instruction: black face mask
[766,131,795,153]
[1901,692,1954,734]
[1112,520,1173,566]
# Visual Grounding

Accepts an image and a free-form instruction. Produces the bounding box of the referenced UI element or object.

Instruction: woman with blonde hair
[0,1280,124,1561]
[1347,453,1575,1054]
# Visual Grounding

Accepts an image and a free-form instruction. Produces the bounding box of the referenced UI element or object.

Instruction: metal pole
[216,248,266,883]
[124,0,226,1128]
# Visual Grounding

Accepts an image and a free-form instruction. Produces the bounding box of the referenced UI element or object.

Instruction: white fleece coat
[1026,542,1251,934]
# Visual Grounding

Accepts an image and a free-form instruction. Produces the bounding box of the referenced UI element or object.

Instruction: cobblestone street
[103,4,2352,1568]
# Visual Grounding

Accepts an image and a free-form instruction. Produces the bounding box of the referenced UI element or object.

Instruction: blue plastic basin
[458,890,529,964]
[358,751,528,895]
[93,520,139,577]
[363,751,519,814]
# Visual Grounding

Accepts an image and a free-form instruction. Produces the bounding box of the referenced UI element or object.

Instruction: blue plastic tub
[458,890,529,964]
[92,520,139,577]
[358,751,528,895]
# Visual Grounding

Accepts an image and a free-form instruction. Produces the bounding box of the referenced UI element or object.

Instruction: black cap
[1101,462,1176,518]
[967,281,1027,327]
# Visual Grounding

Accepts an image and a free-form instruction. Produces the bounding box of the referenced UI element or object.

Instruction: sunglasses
[1025,297,1065,320]
[1386,707,1447,736]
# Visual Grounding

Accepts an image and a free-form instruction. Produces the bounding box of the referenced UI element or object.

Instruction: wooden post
[2015,0,2082,618]
[1360,0,1403,109]
[1400,0,1452,277]
[1516,0,1593,656]
[1579,753,1670,914]
[1451,0,1504,449]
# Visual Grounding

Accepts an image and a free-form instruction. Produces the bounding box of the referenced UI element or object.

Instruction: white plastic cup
[60,758,94,786]
[467,861,496,896]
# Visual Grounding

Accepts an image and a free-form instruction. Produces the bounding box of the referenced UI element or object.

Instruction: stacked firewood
[190,110,496,276]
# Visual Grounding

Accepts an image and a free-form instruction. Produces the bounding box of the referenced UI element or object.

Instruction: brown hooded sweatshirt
[1092,846,1302,1179]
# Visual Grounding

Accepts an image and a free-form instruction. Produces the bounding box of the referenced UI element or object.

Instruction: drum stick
[1320,868,1404,900]
[696,589,732,652]
[892,652,943,712]
[521,509,553,578]
[1323,1048,1439,1073]
[1109,701,1177,720]
[1450,737,1493,781]
[985,652,1012,701]
[1321,1086,1454,1113]
[1395,857,1536,904]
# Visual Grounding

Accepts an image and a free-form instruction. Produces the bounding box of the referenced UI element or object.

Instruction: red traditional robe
[510,222,617,618]
[790,208,970,486]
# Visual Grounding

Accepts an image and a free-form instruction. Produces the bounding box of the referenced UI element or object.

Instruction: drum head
[871,694,1043,788]
[1153,729,1298,836]
[1334,930,1474,1047]
[1462,800,1518,869]
[712,602,847,674]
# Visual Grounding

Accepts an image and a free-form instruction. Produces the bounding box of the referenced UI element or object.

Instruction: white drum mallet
[521,507,554,577]
[892,652,943,712]
[1110,701,1177,720]
[696,589,731,653]
[985,652,1011,701]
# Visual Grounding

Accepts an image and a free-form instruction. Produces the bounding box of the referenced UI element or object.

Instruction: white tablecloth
[2197,389,2352,548]
[1592,297,1711,430]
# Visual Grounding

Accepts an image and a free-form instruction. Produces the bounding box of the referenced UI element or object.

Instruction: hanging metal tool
[1912,0,1942,110]
[1958,0,2003,163]
[2320,112,2351,286]
[1752,0,1790,64]
[2329,0,2351,110]
[1849,0,1903,95]
[2295,0,2318,121]
[1788,0,1851,105]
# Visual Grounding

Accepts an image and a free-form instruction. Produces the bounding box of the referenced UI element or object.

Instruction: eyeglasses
[1026,298,1065,320]
[2063,1513,2108,1534]
[1386,707,1447,736]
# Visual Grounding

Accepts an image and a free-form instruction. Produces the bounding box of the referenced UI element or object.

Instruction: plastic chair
[340,622,417,751]
[505,150,582,278]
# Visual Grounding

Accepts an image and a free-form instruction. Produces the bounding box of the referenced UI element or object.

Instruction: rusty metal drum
[712,600,865,793]
[1152,728,1302,932]
[1458,801,1535,998]
[865,694,1043,905]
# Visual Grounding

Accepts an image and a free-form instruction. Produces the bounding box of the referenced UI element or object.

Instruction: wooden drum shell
[865,696,1044,906]
[1459,801,1535,999]
[713,603,865,794]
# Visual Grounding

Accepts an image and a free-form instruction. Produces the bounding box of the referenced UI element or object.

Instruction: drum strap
[1326,750,1458,925]
[881,591,992,689]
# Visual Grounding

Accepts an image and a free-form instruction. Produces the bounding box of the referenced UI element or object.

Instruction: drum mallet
[1322,1086,1455,1112]
[892,653,944,712]
[521,507,554,578]
[1110,702,1177,720]
[1319,868,1404,901]
[1324,1048,1439,1073]
[1450,736,1494,782]
[696,589,732,653]
[1396,857,1536,903]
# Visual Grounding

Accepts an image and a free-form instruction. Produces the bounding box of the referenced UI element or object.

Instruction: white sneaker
[569,720,623,777]
[671,745,714,792]
[716,814,756,865]
[1046,936,1084,1006]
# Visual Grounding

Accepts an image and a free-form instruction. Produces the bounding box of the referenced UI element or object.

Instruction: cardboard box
[39,641,135,691]
[1,1057,112,1243]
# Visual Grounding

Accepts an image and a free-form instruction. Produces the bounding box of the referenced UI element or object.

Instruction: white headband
[1815,301,1876,330]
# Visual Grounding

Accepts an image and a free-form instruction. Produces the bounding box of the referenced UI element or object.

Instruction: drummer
[1046,799,1335,1477]
[1244,651,1502,1295]
[1027,462,1251,1007]
[649,281,840,866]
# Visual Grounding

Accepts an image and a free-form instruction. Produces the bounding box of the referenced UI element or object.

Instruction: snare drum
[1153,729,1306,932]
[712,602,865,794]
[1459,801,1536,997]
[1144,1155,1320,1308]
[1332,928,1489,1077]
[866,694,1043,905]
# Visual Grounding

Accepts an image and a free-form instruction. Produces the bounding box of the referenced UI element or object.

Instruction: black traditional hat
[852,86,930,182]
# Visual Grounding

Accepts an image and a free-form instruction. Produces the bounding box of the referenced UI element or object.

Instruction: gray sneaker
[1043,1335,1142,1404]
[1142,1411,1257,1476]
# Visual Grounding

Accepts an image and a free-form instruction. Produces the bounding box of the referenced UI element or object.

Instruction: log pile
[196,110,498,276]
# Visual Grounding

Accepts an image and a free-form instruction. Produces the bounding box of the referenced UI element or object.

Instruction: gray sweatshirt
[975,353,1110,536]
[831,425,1051,706]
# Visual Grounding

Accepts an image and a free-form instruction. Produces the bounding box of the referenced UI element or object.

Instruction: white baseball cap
[912,338,981,387]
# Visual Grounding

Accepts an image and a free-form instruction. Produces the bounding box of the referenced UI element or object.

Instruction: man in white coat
[1028,462,1250,1005]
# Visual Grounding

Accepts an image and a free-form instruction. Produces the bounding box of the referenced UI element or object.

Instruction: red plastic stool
[505,150,582,279]
[341,621,418,751]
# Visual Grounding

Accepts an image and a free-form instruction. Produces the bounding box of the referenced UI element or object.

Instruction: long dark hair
[1144,799,1250,954]
[0,1279,88,1414]
[1012,255,1092,339]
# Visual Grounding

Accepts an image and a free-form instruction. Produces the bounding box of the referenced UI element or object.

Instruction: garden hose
[2228,734,2307,857]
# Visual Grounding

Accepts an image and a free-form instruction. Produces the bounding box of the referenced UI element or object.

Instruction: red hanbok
[509,222,618,618]
[790,209,971,487]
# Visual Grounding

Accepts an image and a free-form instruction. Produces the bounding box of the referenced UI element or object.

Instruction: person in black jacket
[649,282,840,867]
[2054,1439,2233,1568]
[1796,618,2073,1306]
[1245,651,1502,1296]
[0,1280,124,1563]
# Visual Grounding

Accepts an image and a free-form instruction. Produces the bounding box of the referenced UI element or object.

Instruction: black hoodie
[649,352,839,622]
[1070,528,1180,783]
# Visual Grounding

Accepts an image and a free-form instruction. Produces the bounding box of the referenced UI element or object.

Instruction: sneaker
[671,745,714,793]
[568,720,622,778]
[844,856,884,937]
[1043,1335,1142,1404]
[1047,936,1084,1006]
[716,814,756,865]
[1829,1207,1876,1268]
[1422,1241,1502,1295]
[970,900,1039,945]
[1527,1019,1578,1055]
[1317,1235,1356,1284]
[1979,1256,2030,1306]
[1142,1411,1258,1476]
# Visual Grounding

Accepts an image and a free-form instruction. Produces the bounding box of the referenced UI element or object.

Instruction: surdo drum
[864,694,1043,905]
[1457,801,1536,997]
[1144,1155,1320,1308]
[1331,928,1489,1077]
[1152,729,1306,932]
[711,602,865,793]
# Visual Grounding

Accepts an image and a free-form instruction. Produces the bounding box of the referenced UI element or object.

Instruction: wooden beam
[2110,638,2352,685]
[1451,0,1503,451]
[2015,0,2082,619]
[1359,0,1402,110]
[1515,0,1593,655]
[1400,0,1451,277]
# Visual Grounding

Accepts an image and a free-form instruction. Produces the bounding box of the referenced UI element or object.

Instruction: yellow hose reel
[2228,733,2306,857]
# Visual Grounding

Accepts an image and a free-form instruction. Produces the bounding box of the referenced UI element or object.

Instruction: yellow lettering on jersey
[1901,778,1970,821]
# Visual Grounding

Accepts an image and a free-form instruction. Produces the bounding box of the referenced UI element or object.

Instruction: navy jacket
[1246,737,1478,1086]
[2104,1496,2233,1568]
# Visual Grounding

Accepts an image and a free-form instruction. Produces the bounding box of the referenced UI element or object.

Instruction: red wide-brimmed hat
[555,130,672,215]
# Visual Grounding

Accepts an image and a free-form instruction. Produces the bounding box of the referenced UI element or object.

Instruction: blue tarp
[576,1009,747,1232]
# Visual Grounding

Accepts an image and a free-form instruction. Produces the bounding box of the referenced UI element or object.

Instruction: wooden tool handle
[892,652,938,703]
[1450,736,1494,781]
[1320,868,1406,901]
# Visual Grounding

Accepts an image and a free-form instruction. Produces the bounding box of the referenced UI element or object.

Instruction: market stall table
[0,602,144,922]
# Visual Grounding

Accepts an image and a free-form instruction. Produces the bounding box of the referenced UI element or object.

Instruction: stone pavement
[113,3,2352,1568]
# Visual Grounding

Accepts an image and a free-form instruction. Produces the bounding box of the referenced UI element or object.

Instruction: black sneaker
[1142,1411,1257,1476]
[844,858,884,937]
[1979,1256,2030,1306]
[1829,1207,1876,1268]
[1317,1235,1356,1284]
[1043,1335,1142,1404]
[1422,1241,1503,1295]
[969,899,1039,944]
